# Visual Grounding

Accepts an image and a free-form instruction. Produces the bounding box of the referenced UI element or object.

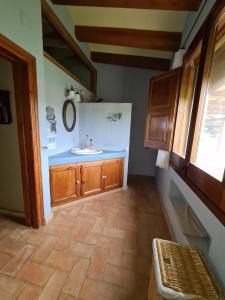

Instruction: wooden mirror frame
[62,100,76,132]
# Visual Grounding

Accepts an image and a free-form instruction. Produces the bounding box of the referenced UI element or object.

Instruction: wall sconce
[65,85,83,102]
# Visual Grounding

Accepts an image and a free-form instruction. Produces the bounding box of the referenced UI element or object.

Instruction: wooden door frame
[0,33,45,228]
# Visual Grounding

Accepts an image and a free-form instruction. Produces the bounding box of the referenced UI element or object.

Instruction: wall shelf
[168,180,211,256]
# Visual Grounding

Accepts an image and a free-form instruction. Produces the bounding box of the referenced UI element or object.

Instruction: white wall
[156,168,225,289]
[96,63,159,176]
[44,59,92,156]
[79,103,132,151]
[180,0,216,49]
[155,0,225,291]
[0,58,24,213]
[79,103,132,187]
[0,0,94,220]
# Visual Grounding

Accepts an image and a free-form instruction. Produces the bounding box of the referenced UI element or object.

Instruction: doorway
[0,33,44,228]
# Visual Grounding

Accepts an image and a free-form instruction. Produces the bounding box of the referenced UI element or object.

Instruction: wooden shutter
[144,68,182,150]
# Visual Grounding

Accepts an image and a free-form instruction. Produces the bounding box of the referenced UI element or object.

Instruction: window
[191,16,225,181]
[41,1,97,93]
[170,1,225,224]
[173,41,202,158]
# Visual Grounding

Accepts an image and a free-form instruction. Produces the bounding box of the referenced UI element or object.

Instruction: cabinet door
[81,161,102,197]
[144,68,182,151]
[102,159,124,191]
[49,164,81,206]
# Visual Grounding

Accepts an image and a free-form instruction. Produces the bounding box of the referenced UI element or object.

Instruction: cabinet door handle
[102,176,107,179]
[76,180,80,184]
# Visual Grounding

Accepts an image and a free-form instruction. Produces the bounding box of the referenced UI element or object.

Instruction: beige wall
[0,58,24,213]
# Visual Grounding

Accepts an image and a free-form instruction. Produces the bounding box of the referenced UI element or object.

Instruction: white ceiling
[67,6,189,59]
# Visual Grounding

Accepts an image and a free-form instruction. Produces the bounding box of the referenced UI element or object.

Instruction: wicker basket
[153,239,224,300]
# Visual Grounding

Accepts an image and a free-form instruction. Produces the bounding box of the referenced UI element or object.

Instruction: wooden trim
[41,0,97,94]
[91,52,170,71]
[0,33,45,228]
[186,164,223,206]
[170,153,185,171]
[170,26,206,170]
[51,0,201,11]
[171,166,225,226]
[75,26,182,52]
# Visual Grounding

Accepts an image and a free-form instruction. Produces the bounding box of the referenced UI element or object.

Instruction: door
[81,161,102,197]
[50,164,81,206]
[102,159,124,191]
[0,34,44,228]
[144,68,182,151]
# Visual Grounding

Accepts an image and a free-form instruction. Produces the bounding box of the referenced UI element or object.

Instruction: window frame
[170,28,205,171]
[170,0,225,225]
[41,0,97,94]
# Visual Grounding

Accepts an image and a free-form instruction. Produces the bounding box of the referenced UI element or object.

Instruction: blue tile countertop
[48,150,128,166]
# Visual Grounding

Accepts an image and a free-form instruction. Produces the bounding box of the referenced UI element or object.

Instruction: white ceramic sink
[71,149,103,155]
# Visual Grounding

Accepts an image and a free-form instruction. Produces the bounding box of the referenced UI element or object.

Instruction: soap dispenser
[89,139,93,150]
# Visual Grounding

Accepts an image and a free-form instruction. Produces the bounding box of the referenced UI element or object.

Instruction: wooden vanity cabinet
[81,161,102,197]
[49,158,124,206]
[102,159,124,191]
[49,164,81,206]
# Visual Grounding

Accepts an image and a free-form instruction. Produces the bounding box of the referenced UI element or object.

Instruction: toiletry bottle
[89,139,93,150]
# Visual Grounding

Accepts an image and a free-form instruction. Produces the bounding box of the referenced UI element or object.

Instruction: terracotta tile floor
[0,176,171,300]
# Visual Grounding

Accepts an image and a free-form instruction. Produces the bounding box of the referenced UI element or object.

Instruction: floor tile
[58,293,75,300]
[88,246,109,280]
[0,238,27,255]
[45,250,77,272]
[63,257,89,297]
[21,231,47,245]
[70,241,95,258]
[31,235,58,263]
[79,278,114,300]
[0,274,25,299]
[122,253,136,270]
[2,244,34,276]
[107,248,123,266]
[17,284,41,300]
[38,269,67,300]
[17,261,53,287]
[0,176,171,300]
[103,227,125,240]
[0,252,14,270]
[103,264,123,287]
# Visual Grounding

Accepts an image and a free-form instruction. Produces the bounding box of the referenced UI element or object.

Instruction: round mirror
[62,100,76,132]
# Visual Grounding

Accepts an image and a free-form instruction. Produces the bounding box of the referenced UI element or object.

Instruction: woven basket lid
[155,239,223,300]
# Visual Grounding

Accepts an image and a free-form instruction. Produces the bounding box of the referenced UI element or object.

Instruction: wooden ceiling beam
[75,26,181,51]
[91,52,170,71]
[51,0,201,11]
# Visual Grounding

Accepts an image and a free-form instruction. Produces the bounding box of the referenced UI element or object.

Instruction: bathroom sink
[71,149,103,155]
